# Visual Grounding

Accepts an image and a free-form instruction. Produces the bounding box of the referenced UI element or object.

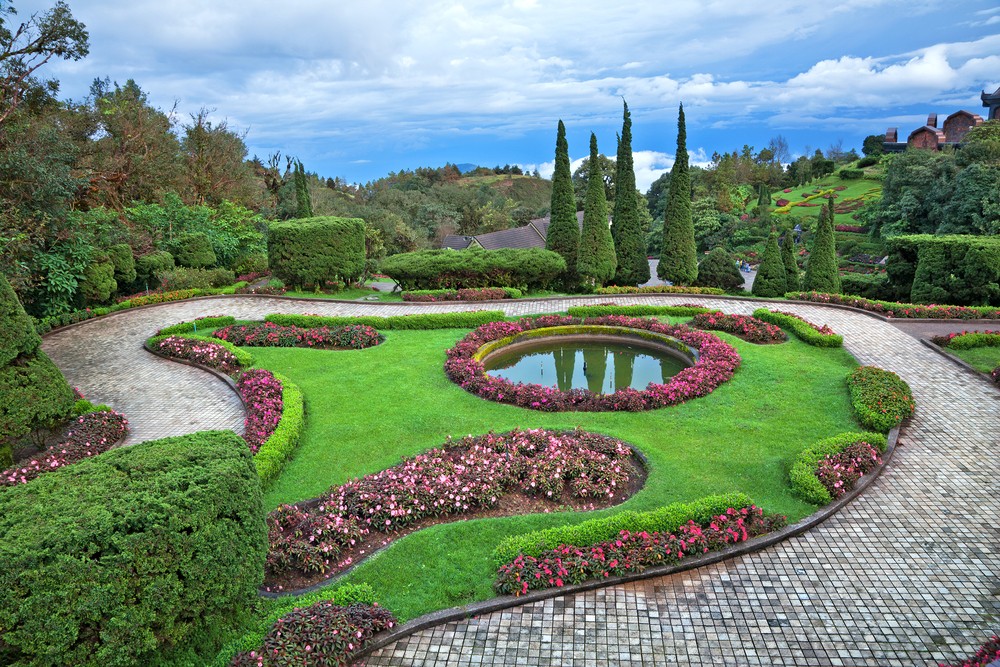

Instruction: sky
[15,0,1000,191]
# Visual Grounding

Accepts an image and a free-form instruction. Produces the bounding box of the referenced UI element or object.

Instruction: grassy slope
[250,322,860,621]
[773,177,881,228]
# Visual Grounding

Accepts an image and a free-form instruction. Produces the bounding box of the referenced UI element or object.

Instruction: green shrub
[265,310,505,330]
[268,217,366,288]
[0,351,75,464]
[157,267,236,290]
[156,316,237,336]
[752,308,843,347]
[253,372,304,488]
[789,431,887,505]
[856,156,880,168]
[693,247,745,291]
[0,273,42,367]
[493,492,754,566]
[751,233,788,298]
[171,232,217,269]
[838,168,864,180]
[72,399,113,416]
[234,253,268,276]
[595,285,725,295]
[945,332,1000,350]
[886,235,1000,306]
[839,273,892,300]
[847,366,915,432]
[0,430,267,667]
[567,304,711,318]
[135,251,175,288]
[79,257,117,304]
[107,243,137,285]
[381,247,566,291]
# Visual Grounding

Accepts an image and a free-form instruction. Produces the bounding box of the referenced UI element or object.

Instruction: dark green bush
[78,257,117,304]
[0,430,267,667]
[157,267,236,291]
[234,253,268,276]
[847,366,915,432]
[135,251,175,288]
[567,304,711,318]
[789,431,887,505]
[107,243,137,285]
[856,156,880,168]
[839,273,892,300]
[693,247,744,290]
[0,352,76,466]
[493,492,753,565]
[380,247,566,291]
[0,273,42,367]
[838,168,864,180]
[751,233,789,298]
[171,232,217,269]
[265,310,505,330]
[268,217,365,288]
[156,316,237,336]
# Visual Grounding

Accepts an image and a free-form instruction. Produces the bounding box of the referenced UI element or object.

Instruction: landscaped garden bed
[931,331,1000,384]
[690,311,786,344]
[788,292,1000,320]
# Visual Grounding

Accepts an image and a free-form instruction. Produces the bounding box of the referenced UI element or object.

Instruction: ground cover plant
[690,311,786,344]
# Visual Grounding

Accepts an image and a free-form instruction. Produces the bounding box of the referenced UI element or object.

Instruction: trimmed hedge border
[265,311,505,330]
[752,308,843,347]
[847,366,915,432]
[786,291,1000,320]
[156,315,237,336]
[595,285,725,295]
[566,304,712,318]
[788,431,887,505]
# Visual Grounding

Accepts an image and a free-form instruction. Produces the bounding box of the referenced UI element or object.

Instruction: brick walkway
[41,295,1000,665]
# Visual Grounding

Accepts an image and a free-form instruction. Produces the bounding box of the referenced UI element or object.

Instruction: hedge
[265,310,505,330]
[566,304,712,318]
[847,366,915,432]
[885,235,1000,306]
[253,371,304,489]
[594,285,725,295]
[171,231,217,269]
[752,308,843,347]
[0,273,43,367]
[492,492,753,566]
[0,430,267,667]
[943,332,1000,350]
[789,431,887,505]
[838,168,864,180]
[268,217,366,288]
[381,247,566,291]
[156,315,237,336]
[786,291,1000,320]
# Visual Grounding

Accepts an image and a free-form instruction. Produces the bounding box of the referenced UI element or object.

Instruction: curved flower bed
[815,441,881,499]
[494,506,784,596]
[752,308,843,348]
[214,322,384,349]
[149,335,243,375]
[691,311,785,344]
[789,431,887,505]
[445,315,740,412]
[265,428,640,585]
[930,330,1000,349]
[402,287,519,302]
[788,292,1000,320]
[0,411,129,486]
[238,370,284,454]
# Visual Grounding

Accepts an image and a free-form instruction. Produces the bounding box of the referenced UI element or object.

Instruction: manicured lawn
[947,346,1000,374]
[284,287,403,301]
[773,178,881,227]
[248,320,861,621]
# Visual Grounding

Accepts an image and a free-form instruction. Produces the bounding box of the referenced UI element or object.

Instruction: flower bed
[265,428,640,582]
[789,431,887,505]
[445,315,741,412]
[815,441,881,499]
[236,284,288,296]
[148,335,243,375]
[690,311,785,344]
[230,602,396,667]
[156,315,237,336]
[594,285,725,295]
[401,287,521,302]
[566,304,711,318]
[931,331,1000,350]
[993,367,1000,384]
[787,292,1000,320]
[214,322,384,350]
[752,308,843,347]
[494,506,784,596]
[834,224,866,233]
[0,410,129,486]
[847,366,915,432]
[939,636,1000,667]
[238,370,284,454]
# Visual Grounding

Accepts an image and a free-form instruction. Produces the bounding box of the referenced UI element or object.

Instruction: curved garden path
[41,295,999,666]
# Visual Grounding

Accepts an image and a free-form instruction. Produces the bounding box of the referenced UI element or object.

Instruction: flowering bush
[149,335,242,375]
[814,441,881,499]
[931,330,1000,350]
[0,411,129,486]
[215,322,383,349]
[238,370,284,454]
[266,428,636,577]
[691,311,785,344]
[847,366,915,432]
[494,506,784,595]
[235,284,288,296]
[993,367,1000,384]
[834,224,866,233]
[788,431,886,505]
[594,285,725,295]
[939,636,1000,667]
[230,602,396,667]
[445,315,741,412]
[787,292,1000,320]
[401,287,520,302]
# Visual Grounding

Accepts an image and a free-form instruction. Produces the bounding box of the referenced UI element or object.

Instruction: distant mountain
[455,163,479,174]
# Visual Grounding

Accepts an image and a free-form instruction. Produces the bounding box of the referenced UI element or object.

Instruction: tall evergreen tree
[657,103,697,284]
[293,159,313,218]
[545,120,579,289]
[611,101,649,285]
[803,199,841,293]
[781,228,800,292]
[577,133,617,286]
[752,231,788,298]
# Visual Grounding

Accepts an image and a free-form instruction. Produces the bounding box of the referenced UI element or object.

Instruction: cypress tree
[545,120,580,289]
[752,231,788,298]
[803,200,841,293]
[577,133,617,286]
[294,160,313,219]
[657,103,697,285]
[781,229,800,292]
[611,101,649,285]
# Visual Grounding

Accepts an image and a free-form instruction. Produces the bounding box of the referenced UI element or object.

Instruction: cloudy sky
[19,0,1000,189]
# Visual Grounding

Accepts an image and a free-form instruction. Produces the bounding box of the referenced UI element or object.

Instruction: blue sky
[19,0,1000,190]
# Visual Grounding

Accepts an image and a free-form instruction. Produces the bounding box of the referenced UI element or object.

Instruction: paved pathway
[41,295,1000,666]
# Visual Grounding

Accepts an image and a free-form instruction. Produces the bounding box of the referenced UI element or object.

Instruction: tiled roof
[441,235,476,250]
[439,211,586,250]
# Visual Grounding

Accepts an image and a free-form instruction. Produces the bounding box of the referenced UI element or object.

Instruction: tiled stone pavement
[41,295,1000,665]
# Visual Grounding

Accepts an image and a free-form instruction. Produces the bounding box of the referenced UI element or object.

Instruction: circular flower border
[445,314,742,412]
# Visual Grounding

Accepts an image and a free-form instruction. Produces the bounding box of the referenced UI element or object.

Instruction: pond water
[483,339,690,394]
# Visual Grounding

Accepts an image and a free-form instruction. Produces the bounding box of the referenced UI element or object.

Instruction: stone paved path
[41,295,1000,665]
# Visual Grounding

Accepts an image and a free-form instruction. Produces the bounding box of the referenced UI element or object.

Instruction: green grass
[948,346,1000,373]
[773,178,881,227]
[284,288,403,302]
[247,322,861,621]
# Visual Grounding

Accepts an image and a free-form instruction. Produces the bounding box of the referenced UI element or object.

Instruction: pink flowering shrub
[814,441,881,499]
[266,428,636,576]
[788,292,1000,320]
[834,224,866,233]
[691,311,785,344]
[237,370,284,454]
[445,315,741,412]
[402,287,513,302]
[494,506,784,595]
[939,636,1000,667]
[230,602,396,667]
[150,335,242,375]
[215,322,383,350]
[0,411,129,486]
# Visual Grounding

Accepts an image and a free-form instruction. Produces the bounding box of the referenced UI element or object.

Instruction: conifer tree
[657,103,697,284]
[611,101,649,285]
[752,231,788,298]
[545,120,580,289]
[577,133,617,286]
[803,199,841,293]
[781,229,800,292]
[294,160,313,219]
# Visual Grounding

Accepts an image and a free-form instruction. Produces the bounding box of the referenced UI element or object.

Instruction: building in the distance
[441,211,584,250]
[882,87,997,153]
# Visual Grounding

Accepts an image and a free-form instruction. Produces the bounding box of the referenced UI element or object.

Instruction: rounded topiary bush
[268,216,365,289]
[0,430,267,667]
[135,250,175,289]
[693,247,744,291]
[171,232,217,269]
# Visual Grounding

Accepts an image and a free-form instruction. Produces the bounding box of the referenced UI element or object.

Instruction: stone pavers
[41,294,1000,665]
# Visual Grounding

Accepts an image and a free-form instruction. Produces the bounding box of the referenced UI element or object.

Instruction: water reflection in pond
[483,339,689,394]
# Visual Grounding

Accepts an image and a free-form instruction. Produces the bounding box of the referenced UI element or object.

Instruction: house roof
[441,235,476,250]
[439,211,586,251]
